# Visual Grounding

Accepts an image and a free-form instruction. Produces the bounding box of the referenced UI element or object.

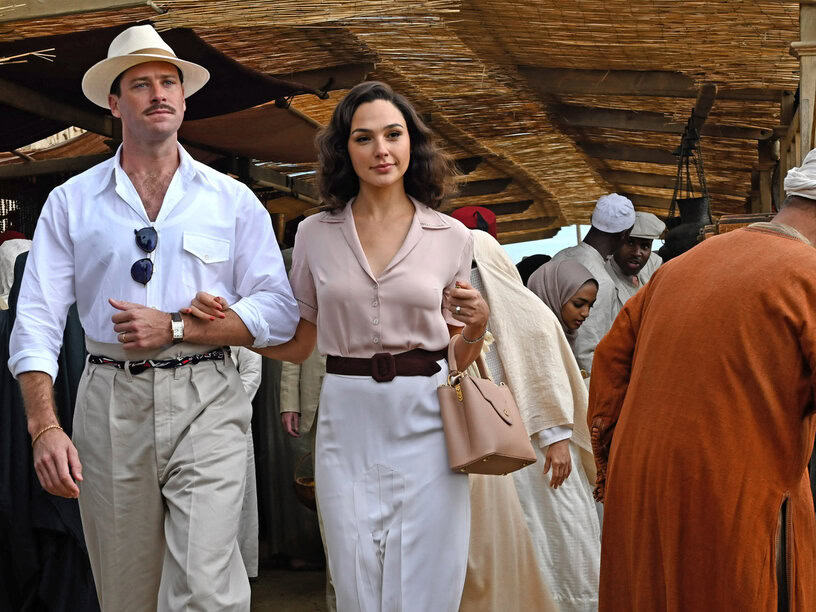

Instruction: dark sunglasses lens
[134,227,158,253]
[131,258,154,285]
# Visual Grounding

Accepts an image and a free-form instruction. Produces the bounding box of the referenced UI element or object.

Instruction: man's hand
[543,439,572,489]
[109,298,172,349]
[281,412,301,437]
[33,428,83,498]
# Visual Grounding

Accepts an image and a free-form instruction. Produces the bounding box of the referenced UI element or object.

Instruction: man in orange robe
[588,153,816,611]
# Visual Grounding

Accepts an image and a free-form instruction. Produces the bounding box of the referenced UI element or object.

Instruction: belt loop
[123,360,134,383]
[223,347,229,366]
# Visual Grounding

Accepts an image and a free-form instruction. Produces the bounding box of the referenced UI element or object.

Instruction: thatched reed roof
[0,1,804,244]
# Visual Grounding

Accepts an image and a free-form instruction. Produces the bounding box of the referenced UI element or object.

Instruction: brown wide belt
[326,348,447,383]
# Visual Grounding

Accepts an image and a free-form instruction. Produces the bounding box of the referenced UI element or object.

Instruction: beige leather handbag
[438,338,537,475]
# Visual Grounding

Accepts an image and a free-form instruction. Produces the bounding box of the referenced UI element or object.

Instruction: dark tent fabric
[0,23,319,151]
[0,252,98,611]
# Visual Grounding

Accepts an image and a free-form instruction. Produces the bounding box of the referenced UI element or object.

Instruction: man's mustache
[143,104,175,115]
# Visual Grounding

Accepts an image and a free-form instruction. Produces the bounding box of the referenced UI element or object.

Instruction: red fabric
[0,230,26,245]
[451,206,496,238]
[589,227,816,611]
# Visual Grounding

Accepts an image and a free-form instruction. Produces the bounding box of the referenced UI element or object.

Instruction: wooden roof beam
[579,142,677,165]
[0,153,112,178]
[519,67,782,102]
[555,104,773,140]
[215,157,321,205]
[453,156,483,175]
[0,1,154,23]
[271,63,373,94]
[603,170,746,196]
[443,199,533,215]
[496,217,558,233]
[0,77,121,139]
[456,177,512,198]
[621,193,674,210]
[499,227,560,243]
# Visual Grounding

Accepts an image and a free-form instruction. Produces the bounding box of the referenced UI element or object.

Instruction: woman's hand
[182,291,228,321]
[543,439,572,489]
[444,280,489,332]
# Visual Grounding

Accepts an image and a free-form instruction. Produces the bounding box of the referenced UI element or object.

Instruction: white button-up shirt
[9,144,299,381]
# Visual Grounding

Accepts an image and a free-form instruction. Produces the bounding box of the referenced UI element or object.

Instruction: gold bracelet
[461,328,486,344]
[31,424,63,448]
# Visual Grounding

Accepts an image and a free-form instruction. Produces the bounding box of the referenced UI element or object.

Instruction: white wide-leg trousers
[315,360,470,612]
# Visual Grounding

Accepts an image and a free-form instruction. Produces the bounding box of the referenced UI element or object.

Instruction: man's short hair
[109,64,184,97]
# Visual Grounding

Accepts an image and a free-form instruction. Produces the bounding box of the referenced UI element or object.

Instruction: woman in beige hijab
[462,231,600,612]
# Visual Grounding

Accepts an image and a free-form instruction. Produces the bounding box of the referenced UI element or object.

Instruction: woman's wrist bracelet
[31,424,63,448]
[461,328,486,344]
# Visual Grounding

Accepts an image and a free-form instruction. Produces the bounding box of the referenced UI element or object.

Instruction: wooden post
[750,170,761,213]
[758,141,774,212]
[791,3,816,158]
[778,91,796,204]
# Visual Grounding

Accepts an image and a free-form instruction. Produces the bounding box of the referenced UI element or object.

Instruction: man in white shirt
[9,25,298,611]
[530,193,635,377]
[606,211,665,314]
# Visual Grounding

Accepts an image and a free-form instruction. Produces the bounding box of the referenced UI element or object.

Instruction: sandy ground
[251,568,327,612]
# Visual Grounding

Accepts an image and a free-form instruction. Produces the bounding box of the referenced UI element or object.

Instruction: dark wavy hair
[315,81,459,211]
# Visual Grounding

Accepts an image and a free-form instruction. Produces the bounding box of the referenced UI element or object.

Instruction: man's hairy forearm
[181,310,254,346]
[18,371,58,436]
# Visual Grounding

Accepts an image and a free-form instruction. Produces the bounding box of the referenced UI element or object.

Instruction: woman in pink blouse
[190,81,489,610]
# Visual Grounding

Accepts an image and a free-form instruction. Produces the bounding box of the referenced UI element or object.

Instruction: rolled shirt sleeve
[227,185,299,348]
[288,222,318,324]
[9,189,76,381]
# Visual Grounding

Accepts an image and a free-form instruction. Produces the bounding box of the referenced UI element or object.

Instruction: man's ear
[108,94,121,119]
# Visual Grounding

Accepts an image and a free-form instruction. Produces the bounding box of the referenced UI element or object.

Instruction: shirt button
[202,254,210,262]
[373,318,379,325]
[372,300,378,307]
[373,337,380,344]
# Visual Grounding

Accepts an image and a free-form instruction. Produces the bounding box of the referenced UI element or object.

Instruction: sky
[502,224,665,263]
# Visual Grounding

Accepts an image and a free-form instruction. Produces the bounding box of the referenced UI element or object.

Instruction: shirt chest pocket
[182,231,231,289]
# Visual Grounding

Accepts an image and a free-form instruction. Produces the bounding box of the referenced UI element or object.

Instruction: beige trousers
[74,340,252,612]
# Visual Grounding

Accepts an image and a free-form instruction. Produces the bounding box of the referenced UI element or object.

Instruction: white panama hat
[82,24,210,108]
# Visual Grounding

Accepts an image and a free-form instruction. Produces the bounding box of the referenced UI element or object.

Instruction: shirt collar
[319,195,452,229]
[91,142,203,196]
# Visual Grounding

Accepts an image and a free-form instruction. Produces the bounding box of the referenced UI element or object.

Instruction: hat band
[124,47,178,60]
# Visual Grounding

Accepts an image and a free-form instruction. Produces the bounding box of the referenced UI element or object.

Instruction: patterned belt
[87,347,231,376]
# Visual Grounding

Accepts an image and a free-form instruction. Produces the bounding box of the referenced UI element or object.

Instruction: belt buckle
[371,352,396,383]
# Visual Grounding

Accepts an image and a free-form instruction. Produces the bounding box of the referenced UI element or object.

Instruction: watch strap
[171,311,184,344]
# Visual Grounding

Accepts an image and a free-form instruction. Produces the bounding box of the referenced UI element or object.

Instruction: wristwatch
[171,311,184,344]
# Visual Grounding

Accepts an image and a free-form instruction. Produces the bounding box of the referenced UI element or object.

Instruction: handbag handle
[447,334,492,381]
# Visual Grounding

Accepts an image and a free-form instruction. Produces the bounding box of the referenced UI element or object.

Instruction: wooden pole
[792,3,816,158]
[758,140,774,213]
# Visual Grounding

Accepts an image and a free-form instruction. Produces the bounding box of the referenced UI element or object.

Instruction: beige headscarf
[470,231,594,478]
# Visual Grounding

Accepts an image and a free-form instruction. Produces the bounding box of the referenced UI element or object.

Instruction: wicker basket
[293,452,316,511]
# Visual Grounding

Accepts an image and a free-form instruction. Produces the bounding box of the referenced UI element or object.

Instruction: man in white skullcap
[528,193,635,377]
[606,211,665,314]
[10,25,299,610]
[587,152,816,609]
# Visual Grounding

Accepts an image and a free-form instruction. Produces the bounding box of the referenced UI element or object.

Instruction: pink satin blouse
[289,197,472,358]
